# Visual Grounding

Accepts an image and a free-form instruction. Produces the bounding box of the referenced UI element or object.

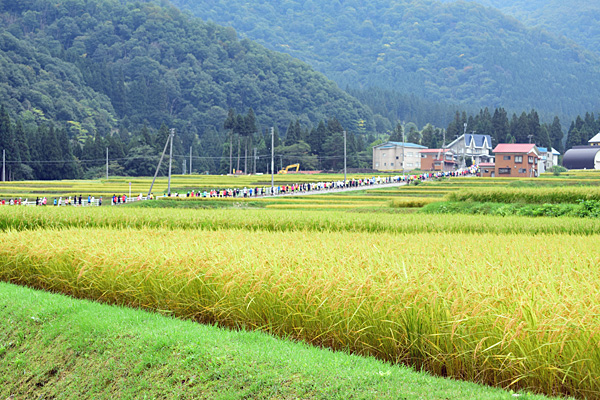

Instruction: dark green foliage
[439,0,600,57]
[388,124,404,142]
[0,0,373,145]
[172,0,600,119]
[565,113,599,151]
[422,200,600,219]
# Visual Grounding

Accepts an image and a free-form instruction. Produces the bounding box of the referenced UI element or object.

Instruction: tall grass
[0,228,598,398]
[3,207,600,235]
[447,187,600,204]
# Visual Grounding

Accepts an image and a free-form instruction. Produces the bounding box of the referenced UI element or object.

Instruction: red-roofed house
[492,144,540,177]
[419,149,457,172]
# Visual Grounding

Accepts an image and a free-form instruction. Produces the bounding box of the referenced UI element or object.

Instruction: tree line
[3,100,600,180]
[0,104,376,180]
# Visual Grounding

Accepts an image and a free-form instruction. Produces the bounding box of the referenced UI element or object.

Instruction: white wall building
[446,134,493,165]
[537,147,561,173]
[372,142,427,171]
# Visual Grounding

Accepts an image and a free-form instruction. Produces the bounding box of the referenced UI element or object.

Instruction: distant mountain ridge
[0,0,374,137]
[171,0,600,119]
[438,0,600,55]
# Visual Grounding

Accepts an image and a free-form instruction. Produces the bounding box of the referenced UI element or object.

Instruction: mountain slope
[0,0,374,136]
[171,0,600,119]
[439,0,600,55]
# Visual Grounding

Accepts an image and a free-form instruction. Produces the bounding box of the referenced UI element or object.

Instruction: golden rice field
[1,225,599,398]
[3,172,600,399]
[4,206,600,235]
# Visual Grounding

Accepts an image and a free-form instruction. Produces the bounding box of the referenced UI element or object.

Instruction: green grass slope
[0,282,556,399]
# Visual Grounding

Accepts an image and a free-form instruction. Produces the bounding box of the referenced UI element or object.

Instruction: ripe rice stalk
[0,228,599,398]
[3,207,600,236]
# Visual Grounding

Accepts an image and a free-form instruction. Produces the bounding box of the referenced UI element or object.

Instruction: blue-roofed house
[446,134,493,166]
[537,147,561,173]
[372,142,428,171]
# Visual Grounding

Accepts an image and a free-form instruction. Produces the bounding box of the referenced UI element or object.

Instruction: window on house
[499,168,511,174]
[375,163,379,167]
[529,156,534,163]
[382,153,386,157]
[396,156,399,159]
[518,168,527,173]
[390,163,394,166]
[515,156,523,163]
[384,163,387,166]
[503,155,511,160]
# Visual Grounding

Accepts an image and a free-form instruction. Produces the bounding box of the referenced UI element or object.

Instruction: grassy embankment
[0,281,558,399]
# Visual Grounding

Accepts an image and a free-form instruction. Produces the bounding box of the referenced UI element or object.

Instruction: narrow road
[260,181,408,198]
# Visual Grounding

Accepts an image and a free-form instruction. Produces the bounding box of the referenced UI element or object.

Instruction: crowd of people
[0,166,479,205]
[168,166,479,199]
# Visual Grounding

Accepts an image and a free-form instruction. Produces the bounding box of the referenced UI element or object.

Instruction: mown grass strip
[0,228,597,398]
[0,282,556,400]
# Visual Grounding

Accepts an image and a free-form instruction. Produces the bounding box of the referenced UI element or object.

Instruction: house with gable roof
[372,141,427,171]
[537,147,561,173]
[492,143,540,177]
[446,133,493,166]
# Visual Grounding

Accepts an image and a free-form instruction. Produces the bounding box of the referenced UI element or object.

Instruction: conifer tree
[388,123,403,142]
[549,116,564,153]
[307,120,326,155]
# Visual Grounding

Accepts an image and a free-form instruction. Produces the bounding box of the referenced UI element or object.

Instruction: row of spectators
[0,166,479,205]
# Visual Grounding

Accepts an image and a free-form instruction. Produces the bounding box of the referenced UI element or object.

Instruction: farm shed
[563,146,600,170]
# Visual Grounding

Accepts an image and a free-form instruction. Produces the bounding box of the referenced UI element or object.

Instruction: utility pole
[343,130,347,186]
[183,159,186,175]
[229,131,233,174]
[402,127,405,174]
[270,127,274,194]
[244,146,248,175]
[462,123,468,169]
[148,131,172,197]
[167,128,174,196]
[189,146,192,175]
[106,147,109,180]
[253,147,257,175]
[2,149,5,182]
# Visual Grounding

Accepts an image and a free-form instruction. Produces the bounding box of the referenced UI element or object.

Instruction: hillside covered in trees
[439,0,600,55]
[172,0,600,120]
[0,0,373,138]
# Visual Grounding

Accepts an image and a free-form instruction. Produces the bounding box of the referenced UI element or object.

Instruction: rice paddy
[2,171,600,399]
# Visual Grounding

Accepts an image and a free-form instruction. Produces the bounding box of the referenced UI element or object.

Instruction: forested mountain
[171,0,600,119]
[0,0,387,179]
[439,0,600,55]
[0,0,373,138]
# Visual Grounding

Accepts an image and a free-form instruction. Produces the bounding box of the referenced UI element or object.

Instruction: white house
[446,134,493,165]
[537,147,561,173]
[372,142,427,171]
